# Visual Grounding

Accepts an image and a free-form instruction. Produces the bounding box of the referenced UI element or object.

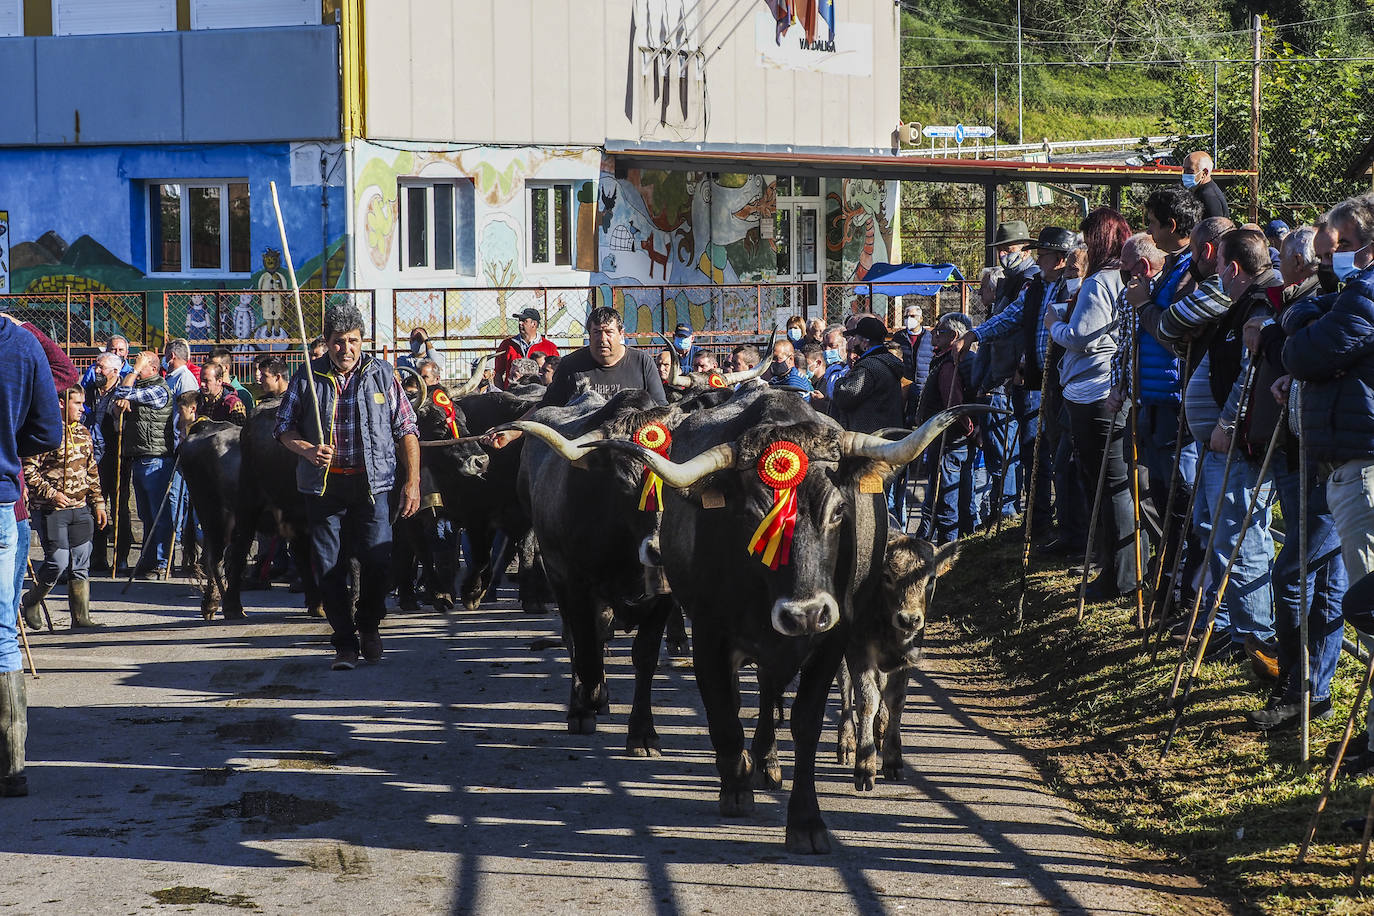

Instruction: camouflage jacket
[23,421,106,513]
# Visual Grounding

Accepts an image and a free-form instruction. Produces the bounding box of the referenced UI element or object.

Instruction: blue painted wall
[0,26,340,146]
[0,142,345,293]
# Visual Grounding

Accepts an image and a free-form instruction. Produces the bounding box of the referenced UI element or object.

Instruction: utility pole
[1249,14,1261,224]
[1016,0,1024,145]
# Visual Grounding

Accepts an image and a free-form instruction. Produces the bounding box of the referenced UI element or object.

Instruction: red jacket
[494,335,559,388]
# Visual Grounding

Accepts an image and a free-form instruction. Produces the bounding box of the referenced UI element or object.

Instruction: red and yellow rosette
[707,371,727,389]
[749,441,808,569]
[431,388,460,438]
[635,422,672,511]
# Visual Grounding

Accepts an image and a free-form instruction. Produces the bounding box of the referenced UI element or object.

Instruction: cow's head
[882,535,959,664]
[416,386,490,478]
[586,405,992,637]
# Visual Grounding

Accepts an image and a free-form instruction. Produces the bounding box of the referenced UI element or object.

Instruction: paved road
[1,575,1225,915]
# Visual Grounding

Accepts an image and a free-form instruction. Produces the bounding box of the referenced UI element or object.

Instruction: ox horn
[584,439,737,490]
[455,353,495,395]
[719,327,778,385]
[655,332,691,390]
[841,405,1006,467]
[505,421,606,461]
[395,365,428,413]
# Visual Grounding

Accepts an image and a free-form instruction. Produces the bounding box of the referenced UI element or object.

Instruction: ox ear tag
[859,474,884,494]
[373,392,386,404]
[701,489,726,509]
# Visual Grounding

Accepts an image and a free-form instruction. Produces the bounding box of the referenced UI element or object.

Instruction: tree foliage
[1160,33,1374,219]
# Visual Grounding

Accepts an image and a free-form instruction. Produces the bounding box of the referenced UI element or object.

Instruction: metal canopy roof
[607,145,1255,186]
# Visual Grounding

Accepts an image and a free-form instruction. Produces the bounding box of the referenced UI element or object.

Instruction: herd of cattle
[177,351,986,854]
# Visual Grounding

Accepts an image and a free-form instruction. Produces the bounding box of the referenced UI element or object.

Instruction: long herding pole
[1164,362,1258,702]
[1075,413,1116,623]
[1128,334,1147,632]
[1146,342,1193,641]
[1012,359,1054,631]
[1295,382,1311,762]
[269,181,324,439]
[1161,404,1285,757]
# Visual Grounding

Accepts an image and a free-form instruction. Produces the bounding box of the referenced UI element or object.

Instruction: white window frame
[525,182,575,269]
[145,179,251,279]
[0,0,23,38]
[398,179,476,276]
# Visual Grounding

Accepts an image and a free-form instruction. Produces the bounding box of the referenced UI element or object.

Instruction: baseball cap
[674,322,694,337]
[843,315,888,342]
[511,308,541,323]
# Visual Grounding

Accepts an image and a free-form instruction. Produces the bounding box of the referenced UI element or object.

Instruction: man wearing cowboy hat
[956,226,1085,548]
[973,221,1041,523]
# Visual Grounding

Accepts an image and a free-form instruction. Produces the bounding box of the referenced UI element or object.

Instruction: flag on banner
[797,0,819,42]
[819,0,835,39]
[764,0,792,43]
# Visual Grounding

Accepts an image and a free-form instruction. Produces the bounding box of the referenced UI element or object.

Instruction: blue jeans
[980,390,1020,520]
[0,504,20,672]
[131,455,179,570]
[1193,449,1276,642]
[1272,458,1346,702]
[919,442,975,543]
[306,475,396,652]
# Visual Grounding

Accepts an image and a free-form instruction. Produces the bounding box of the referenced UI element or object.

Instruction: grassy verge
[937,526,1374,915]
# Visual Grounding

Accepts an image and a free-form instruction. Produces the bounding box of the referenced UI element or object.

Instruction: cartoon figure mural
[185,294,213,340]
[257,248,288,334]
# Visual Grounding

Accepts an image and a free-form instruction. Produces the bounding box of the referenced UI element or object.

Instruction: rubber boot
[0,670,28,797]
[68,579,99,629]
[20,583,50,632]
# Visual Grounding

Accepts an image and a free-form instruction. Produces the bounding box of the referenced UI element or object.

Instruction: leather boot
[0,670,28,797]
[20,583,50,632]
[68,579,99,629]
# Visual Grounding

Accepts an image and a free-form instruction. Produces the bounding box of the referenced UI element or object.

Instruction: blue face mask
[1181,172,1198,190]
[161,356,171,371]
[823,348,841,365]
[675,336,692,351]
[786,328,803,342]
[1333,246,1369,281]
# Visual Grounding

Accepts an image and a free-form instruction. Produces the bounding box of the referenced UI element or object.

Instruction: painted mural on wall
[352,142,605,344]
[0,143,345,349]
[825,177,895,282]
[351,139,898,346]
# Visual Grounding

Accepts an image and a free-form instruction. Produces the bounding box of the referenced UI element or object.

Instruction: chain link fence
[900,55,1374,279]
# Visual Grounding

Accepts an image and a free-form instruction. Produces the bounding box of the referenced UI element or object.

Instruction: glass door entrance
[774,191,821,319]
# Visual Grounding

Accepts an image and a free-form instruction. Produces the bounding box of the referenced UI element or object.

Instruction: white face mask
[1063,277,1082,296]
[904,315,921,331]
[1333,244,1370,281]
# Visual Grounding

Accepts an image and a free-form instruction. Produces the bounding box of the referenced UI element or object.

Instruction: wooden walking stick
[25,556,54,633]
[1357,789,1374,889]
[1012,359,1055,631]
[1299,647,1374,864]
[1128,335,1148,633]
[1147,343,1194,624]
[1149,465,1204,664]
[1294,381,1312,762]
[1164,361,1259,702]
[16,608,37,678]
[112,412,124,577]
[1075,412,1117,623]
[269,181,325,438]
[1161,403,1285,756]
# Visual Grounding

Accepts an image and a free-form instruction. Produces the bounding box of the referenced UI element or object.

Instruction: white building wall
[362,0,899,151]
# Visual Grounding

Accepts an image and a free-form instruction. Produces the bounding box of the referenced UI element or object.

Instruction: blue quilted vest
[1138,253,1192,406]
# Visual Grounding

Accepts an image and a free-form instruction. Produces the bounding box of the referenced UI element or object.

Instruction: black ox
[582,388,986,853]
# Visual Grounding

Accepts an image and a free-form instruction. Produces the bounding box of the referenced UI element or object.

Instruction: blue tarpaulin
[852,262,965,296]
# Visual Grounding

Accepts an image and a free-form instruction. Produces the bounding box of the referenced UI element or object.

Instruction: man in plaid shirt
[275,304,420,670]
